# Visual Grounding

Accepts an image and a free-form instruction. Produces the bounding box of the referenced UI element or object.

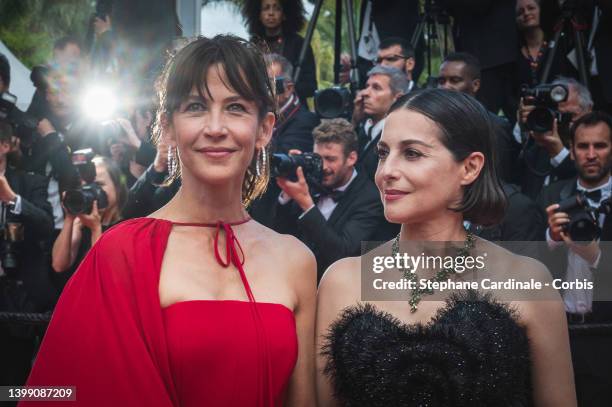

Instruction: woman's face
[164,65,273,189]
[260,0,284,31]
[374,110,466,225]
[94,162,117,211]
[516,0,541,30]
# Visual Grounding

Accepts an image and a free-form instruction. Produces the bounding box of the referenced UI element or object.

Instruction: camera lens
[550,85,568,103]
[64,189,90,215]
[526,107,554,133]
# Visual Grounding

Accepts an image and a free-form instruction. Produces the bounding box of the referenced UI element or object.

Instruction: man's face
[53,43,81,67]
[314,141,356,189]
[377,45,414,79]
[45,73,75,121]
[438,61,480,96]
[361,74,397,123]
[268,62,293,106]
[571,122,612,186]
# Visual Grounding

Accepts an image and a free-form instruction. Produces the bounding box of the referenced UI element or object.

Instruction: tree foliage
[0,0,93,68]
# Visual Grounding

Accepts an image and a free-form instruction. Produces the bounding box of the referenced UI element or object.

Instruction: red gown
[20,217,298,406]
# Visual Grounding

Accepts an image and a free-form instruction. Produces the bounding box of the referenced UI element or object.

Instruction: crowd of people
[0,0,611,406]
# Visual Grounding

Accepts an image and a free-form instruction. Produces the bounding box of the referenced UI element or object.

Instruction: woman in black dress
[316,89,576,406]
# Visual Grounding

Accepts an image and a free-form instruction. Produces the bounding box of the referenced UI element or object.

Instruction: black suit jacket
[355,121,382,183]
[537,177,612,322]
[2,167,55,311]
[273,103,319,154]
[281,32,318,101]
[274,170,392,279]
[519,140,577,200]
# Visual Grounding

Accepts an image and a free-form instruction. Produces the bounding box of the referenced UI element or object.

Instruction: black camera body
[314,86,352,119]
[271,152,324,187]
[555,193,605,242]
[0,92,38,133]
[0,221,24,273]
[63,149,109,215]
[521,83,571,133]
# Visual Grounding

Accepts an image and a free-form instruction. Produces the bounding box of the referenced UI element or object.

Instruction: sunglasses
[375,54,410,64]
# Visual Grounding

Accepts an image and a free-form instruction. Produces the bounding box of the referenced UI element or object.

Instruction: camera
[521,83,571,133]
[0,221,24,273]
[63,149,108,215]
[314,86,352,119]
[0,92,38,132]
[555,193,605,242]
[271,152,323,186]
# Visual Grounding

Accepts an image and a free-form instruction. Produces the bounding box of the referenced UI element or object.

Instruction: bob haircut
[242,0,306,37]
[153,35,276,207]
[387,88,506,226]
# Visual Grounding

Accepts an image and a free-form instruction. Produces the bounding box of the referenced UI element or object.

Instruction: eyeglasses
[375,55,410,64]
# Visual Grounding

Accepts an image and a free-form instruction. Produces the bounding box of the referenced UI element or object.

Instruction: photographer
[518,76,592,199]
[124,139,179,219]
[538,111,612,406]
[52,156,127,277]
[375,37,418,93]
[0,121,54,386]
[266,53,319,154]
[352,65,407,181]
[274,118,391,280]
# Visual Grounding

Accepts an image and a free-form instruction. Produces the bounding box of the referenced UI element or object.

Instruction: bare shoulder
[318,256,362,305]
[249,221,316,279]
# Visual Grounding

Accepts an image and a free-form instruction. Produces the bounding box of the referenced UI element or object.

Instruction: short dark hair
[569,111,612,144]
[313,118,359,157]
[378,36,415,59]
[242,0,306,37]
[53,36,82,51]
[388,88,506,226]
[92,156,128,219]
[0,53,10,88]
[442,52,481,80]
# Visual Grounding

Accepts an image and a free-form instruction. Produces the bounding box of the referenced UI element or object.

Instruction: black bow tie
[581,189,602,203]
[315,189,345,203]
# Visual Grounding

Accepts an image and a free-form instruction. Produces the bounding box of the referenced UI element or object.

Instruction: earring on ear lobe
[255,147,267,177]
[167,146,178,177]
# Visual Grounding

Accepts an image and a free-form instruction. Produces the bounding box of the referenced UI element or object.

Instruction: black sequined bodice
[323,291,532,407]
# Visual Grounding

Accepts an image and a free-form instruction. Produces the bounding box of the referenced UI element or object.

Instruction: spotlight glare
[82,86,117,120]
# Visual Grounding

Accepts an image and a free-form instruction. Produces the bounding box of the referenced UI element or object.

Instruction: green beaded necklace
[391,231,476,313]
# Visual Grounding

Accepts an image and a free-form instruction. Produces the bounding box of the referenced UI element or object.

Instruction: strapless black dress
[323,291,532,407]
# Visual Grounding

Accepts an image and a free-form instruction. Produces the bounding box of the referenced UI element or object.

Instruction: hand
[153,141,169,173]
[0,176,17,203]
[351,90,365,126]
[60,191,76,222]
[530,119,564,157]
[517,97,535,125]
[115,118,142,149]
[276,166,314,211]
[546,203,569,242]
[77,200,102,232]
[37,118,56,138]
[93,15,112,36]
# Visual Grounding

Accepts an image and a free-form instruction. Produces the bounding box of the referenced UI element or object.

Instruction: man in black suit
[375,37,419,94]
[438,52,520,184]
[266,53,319,154]
[352,65,407,182]
[274,118,393,280]
[518,76,592,199]
[0,121,55,386]
[538,111,612,407]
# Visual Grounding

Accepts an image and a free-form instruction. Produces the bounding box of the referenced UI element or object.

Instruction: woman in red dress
[21,35,317,407]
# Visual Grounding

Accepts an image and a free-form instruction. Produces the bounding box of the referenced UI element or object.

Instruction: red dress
[20,217,298,406]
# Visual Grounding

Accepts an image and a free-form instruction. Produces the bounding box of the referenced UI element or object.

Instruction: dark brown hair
[242,0,306,37]
[388,88,506,226]
[152,35,276,207]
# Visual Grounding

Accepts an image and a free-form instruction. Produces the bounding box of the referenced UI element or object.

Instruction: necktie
[582,189,602,203]
[315,189,345,203]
